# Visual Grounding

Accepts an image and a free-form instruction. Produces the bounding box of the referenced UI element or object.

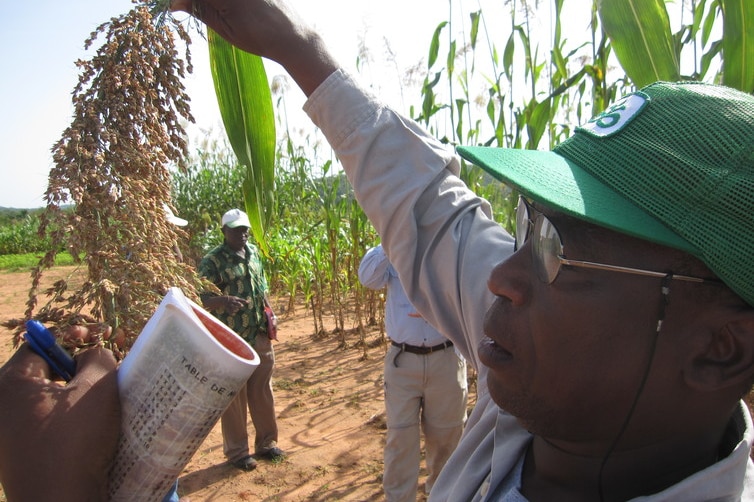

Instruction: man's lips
[477,336,513,368]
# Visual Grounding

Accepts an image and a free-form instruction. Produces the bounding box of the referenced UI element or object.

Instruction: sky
[0,0,470,209]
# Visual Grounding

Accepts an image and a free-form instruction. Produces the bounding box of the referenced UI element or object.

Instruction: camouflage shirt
[198,242,268,344]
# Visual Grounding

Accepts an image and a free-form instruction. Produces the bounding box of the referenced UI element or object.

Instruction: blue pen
[24,320,77,382]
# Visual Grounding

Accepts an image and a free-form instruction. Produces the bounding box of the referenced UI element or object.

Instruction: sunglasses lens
[532,216,563,284]
[515,197,529,251]
[515,197,564,284]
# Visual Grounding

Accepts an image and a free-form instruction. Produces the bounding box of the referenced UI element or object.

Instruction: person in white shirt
[359,244,467,501]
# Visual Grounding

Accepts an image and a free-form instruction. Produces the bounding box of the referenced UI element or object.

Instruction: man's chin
[485,379,536,430]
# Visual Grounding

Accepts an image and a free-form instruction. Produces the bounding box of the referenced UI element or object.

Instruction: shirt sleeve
[198,254,221,302]
[358,245,390,290]
[305,70,515,370]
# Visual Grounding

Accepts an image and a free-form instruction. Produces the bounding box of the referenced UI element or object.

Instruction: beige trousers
[383,344,468,501]
[221,335,278,461]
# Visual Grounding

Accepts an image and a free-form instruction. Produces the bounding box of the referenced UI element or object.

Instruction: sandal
[255,446,285,460]
[231,455,258,471]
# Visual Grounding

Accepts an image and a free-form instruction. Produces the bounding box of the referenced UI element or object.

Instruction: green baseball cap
[457,81,754,306]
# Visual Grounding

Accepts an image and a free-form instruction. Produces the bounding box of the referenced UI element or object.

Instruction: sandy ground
[0,265,473,501]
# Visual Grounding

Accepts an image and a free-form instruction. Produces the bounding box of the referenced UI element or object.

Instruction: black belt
[390,340,453,355]
[391,340,453,367]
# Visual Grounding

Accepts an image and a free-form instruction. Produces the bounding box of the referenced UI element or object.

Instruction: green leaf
[513,26,532,79]
[700,0,717,47]
[700,39,723,78]
[208,28,276,256]
[526,98,551,149]
[503,32,515,81]
[598,0,680,87]
[469,11,480,50]
[447,39,457,76]
[428,22,448,69]
[721,0,754,92]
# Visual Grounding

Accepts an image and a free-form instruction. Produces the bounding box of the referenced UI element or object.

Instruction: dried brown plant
[5,3,215,357]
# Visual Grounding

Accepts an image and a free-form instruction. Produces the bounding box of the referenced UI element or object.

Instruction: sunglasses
[514,196,720,285]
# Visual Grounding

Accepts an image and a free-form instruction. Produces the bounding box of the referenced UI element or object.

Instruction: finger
[65,348,118,406]
[60,324,90,344]
[171,0,216,27]
[0,344,53,381]
[174,0,239,49]
[71,347,118,384]
[59,323,110,345]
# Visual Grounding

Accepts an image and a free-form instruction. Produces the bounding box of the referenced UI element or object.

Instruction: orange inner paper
[192,306,256,361]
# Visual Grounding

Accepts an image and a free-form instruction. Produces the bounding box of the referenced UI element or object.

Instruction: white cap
[164,204,188,226]
[221,208,251,229]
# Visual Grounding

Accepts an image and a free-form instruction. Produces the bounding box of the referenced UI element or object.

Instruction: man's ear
[686,313,754,393]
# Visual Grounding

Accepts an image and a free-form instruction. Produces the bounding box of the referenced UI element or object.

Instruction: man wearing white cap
[198,208,283,472]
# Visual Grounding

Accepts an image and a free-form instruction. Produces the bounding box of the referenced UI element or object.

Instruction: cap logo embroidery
[577,91,649,138]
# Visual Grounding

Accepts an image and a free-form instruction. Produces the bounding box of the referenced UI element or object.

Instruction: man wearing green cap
[1,1,754,501]
[170,4,754,500]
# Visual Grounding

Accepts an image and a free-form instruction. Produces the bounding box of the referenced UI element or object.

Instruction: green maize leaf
[513,26,532,80]
[503,32,515,81]
[526,97,551,149]
[598,0,680,87]
[447,39,457,76]
[700,0,716,47]
[721,0,754,92]
[208,28,276,256]
[469,11,480,50]
[429,22,447,69]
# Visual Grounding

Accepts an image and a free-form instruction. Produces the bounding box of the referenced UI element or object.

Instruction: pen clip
[24,320,76,382]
